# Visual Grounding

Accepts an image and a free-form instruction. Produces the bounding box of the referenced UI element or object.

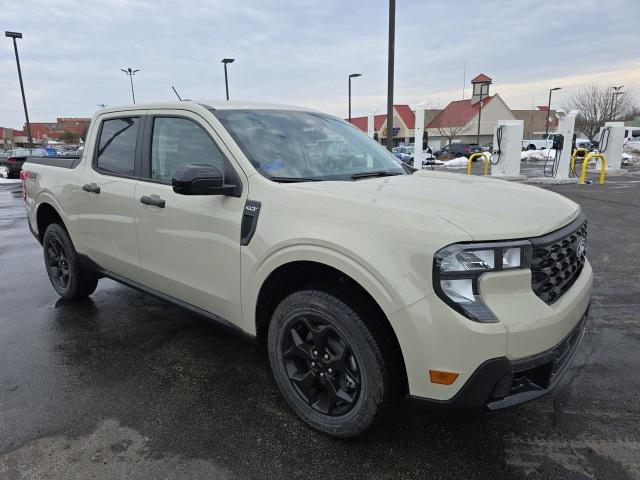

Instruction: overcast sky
[1,0,639,128]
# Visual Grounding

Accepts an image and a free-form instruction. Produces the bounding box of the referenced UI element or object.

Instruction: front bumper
[410,304,589,412]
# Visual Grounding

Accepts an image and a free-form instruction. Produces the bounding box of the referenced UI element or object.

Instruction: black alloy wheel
[42,223,98,300]
[282,315,361,416]
[45,236,70,289]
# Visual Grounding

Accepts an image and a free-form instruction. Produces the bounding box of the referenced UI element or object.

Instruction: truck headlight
[433,241,532,322]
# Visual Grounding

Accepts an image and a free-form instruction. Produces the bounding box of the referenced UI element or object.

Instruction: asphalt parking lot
[1,171,639,480]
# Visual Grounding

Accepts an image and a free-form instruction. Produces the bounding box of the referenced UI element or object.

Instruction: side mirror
[172,163,239,196]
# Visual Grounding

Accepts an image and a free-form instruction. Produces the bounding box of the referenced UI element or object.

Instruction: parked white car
[522,133,560,151]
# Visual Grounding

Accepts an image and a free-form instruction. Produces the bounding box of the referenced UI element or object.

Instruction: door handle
[140,195,166,208]
[82,183,100,194]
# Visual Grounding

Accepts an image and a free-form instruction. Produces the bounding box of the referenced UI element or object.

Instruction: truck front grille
[530,216,587,305]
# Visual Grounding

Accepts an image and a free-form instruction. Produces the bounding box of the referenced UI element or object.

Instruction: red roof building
[427,96,496,129]
[471,73,492,84]
[348,105,416,147]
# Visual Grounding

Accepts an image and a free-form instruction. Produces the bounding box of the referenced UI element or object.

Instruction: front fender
[241,241,410,334]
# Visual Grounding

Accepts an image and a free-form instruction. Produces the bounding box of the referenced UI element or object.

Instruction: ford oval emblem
[576,238,586,258]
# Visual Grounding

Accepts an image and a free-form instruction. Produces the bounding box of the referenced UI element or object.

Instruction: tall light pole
[611,85,624,121]
[5,31,33,147]
[221,58,235,100]
[386,0,396,151]
[348,73,362,123]
[121,68,139,104]
[545,86,561,137]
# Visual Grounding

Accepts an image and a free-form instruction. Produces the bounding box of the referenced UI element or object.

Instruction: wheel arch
[36,201,67,243]
[253,258,409,395]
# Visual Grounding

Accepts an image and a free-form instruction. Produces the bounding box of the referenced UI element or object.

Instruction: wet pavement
[1,173,639,479]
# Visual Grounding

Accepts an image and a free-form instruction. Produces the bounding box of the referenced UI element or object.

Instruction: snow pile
[0,166,21,184]
[443,157,470,168]
[521,149,554,162]
[623,143,640,166]
[625,141,640,154]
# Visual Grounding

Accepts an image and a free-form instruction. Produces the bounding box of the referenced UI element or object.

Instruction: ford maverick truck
[22,101,592,437]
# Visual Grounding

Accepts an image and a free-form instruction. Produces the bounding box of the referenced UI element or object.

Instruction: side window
[96,117,139,176]
[150,117,226,183]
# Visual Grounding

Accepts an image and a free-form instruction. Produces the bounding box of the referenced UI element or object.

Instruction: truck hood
[284,171,580,241]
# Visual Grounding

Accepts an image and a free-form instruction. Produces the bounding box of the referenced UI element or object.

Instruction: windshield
[211,109,405,181]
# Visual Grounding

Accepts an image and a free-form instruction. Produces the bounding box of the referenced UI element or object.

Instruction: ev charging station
[413,102,427,169]
[529,110,580,184]
[490,120,526,180]
[589,121,627,175]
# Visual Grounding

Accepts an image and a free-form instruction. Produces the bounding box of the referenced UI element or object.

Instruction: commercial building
[348,74,557,149]
[0,128,29,150]
[22,118,91,143]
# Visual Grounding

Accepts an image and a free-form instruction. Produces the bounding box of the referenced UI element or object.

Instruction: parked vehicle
[6,148,48,178]
[434,143,482,159]
[392,146,436,167]
[22,101,592,438]
[392,146,414,164]
[623,127,640,143]
[522,133,561,151]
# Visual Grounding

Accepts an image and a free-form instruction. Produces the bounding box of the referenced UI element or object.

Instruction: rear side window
[96,117,139,175]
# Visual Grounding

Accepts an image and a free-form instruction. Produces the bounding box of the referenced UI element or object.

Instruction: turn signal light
[429,370,459,385]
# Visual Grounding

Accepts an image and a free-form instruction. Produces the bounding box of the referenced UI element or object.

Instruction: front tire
[43,223,98,300]
[268,288,392,438]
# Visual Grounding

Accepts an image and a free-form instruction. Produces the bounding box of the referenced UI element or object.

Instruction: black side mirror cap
[172,163,241,197]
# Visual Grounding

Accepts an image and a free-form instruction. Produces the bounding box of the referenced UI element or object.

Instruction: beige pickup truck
[21,101,592,437]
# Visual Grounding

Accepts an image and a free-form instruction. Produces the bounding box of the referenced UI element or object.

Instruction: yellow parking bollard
[466,152,489,176]
[579,152,606,185]
[570,148,589,176]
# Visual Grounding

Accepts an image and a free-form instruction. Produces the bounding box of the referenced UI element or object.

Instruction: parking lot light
[5,31,33,147]
[348,73,362,122]
[121,68,140,104]
[386,0,395,151]
[221,58,235,100]
[611,85,623,121]
[545,87,561,137]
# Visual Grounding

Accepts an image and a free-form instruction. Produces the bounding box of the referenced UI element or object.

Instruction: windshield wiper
[350,171,404,180]
[269,176,323,183]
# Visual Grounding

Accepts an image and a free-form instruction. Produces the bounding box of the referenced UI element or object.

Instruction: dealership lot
[0,173,639,479]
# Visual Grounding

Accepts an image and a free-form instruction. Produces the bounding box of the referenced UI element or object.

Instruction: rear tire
[267,287,393,438]
[43,223,98,300]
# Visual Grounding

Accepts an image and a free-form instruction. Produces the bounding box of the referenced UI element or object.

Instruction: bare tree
[430,102,469,146]
[563,84,636,140]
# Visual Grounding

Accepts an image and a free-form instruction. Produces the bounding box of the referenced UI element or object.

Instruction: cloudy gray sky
[1,0,638,128]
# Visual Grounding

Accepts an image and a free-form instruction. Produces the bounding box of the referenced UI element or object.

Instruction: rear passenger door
[133,111,246,324]
[77,113,145,282]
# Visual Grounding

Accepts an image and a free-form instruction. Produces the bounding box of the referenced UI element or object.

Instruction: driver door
[134,111,247,324]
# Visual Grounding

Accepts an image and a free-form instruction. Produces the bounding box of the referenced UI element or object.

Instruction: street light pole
[5,31,33,147]
[221,58,235,100]
[611,85,623,121]
[386,0,396,151]
[545,87,561,137]
[348,73,362,122]
[121,68,139,104]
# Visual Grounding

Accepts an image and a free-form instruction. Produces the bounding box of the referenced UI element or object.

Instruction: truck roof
[96,100,320,115]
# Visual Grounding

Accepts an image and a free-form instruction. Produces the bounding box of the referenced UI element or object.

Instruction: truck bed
[25,155,82,169]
